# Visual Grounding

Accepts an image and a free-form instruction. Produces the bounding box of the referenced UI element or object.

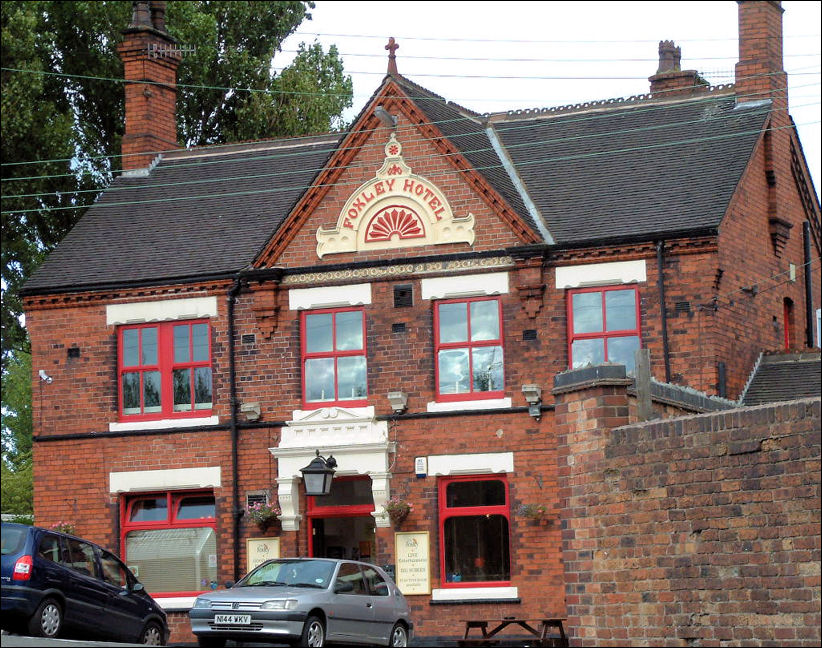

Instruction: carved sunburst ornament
[316,132,475,258]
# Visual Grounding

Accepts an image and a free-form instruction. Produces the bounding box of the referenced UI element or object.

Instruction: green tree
[1,351,33,514]
[1,0,352,361]
[1,1,352,506]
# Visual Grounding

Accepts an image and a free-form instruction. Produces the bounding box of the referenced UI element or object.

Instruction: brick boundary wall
[554,367,820,647]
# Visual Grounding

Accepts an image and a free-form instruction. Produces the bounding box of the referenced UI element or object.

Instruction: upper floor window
[438,476,511,587]
[121,490,216,596]
[435,298,504,401]
[118,320,212,420]
[567,286,641,374]
[302,308,367,407]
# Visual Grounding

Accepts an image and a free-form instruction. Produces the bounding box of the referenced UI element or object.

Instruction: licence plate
[214,614,251,625]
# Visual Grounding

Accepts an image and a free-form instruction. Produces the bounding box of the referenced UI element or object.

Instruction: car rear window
[1,525,29,555]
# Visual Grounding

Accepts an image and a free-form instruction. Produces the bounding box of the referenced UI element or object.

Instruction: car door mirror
[131,582,145,593]
[334,581,354,593]
[224,580,235,589]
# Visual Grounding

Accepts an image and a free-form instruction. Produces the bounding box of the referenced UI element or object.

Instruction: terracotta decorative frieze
[316,133,475,258]
[281,256,515,286]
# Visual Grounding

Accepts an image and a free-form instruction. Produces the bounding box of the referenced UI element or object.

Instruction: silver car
[189,558,412,647]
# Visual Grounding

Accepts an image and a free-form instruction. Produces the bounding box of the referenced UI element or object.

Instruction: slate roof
[23,76,771,294]
[741,351,822,406]
[492,96,770,243]
[24,136,339,292]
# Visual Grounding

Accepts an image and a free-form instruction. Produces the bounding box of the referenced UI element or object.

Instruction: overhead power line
[1,73,815,174]
[1,121,812,216]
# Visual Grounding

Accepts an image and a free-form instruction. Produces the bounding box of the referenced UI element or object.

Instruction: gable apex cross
[386,37,399,75]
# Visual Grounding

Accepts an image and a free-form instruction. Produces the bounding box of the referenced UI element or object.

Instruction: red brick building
[21,1,820,644]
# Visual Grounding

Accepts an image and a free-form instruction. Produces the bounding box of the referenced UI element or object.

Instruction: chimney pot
[150,1,167,33]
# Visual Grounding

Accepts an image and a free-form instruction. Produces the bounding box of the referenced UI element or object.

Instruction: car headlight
[193,598,212,609]
[261,599,298,610]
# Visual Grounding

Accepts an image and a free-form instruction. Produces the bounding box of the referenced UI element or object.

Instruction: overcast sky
[279,1,821,192]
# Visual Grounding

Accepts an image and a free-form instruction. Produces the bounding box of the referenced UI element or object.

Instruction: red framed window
[302,308,367,407]
[434,297,504,401]
[567,286,641,374]
[118,320,212,420]
[438,475,511,587]
[306,477,375,559]
[120,490,216,596]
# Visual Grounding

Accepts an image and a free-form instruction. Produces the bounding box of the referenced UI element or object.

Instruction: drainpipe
[804,222,815,348]
[656,241,672,382]
[227,277,243,582]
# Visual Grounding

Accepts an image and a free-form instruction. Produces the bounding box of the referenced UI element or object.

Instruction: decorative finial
[385,37,399,75]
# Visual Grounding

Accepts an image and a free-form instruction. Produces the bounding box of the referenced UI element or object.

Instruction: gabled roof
[23,136,339,293]
[491,95,770,244]
[741,351,822,406]
[23,76,771,295]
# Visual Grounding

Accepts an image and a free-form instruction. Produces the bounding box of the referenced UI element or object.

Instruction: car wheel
[299,615,325,647]
[388,622,408,647]
[27,598,62,638]
[139,621,164,645]
[197,637,226,648]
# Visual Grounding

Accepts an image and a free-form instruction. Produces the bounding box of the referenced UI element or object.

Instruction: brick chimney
[117,1,180,173]
[734,1,786,108]
[648,40,708,98]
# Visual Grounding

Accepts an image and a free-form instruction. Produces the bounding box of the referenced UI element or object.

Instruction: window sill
[109,415,219,432]
[426,397,512,413]
[430,586,518,602]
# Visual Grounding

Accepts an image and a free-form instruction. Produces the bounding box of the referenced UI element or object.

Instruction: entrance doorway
[307,477,376,561]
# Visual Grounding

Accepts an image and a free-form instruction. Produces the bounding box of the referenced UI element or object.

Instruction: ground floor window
[121,490,217,595]
[438,475,510,586]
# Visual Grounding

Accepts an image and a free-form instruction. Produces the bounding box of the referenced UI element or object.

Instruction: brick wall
[554,367,821,647]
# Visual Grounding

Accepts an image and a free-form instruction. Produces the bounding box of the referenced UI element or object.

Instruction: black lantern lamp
[300,450,337,496]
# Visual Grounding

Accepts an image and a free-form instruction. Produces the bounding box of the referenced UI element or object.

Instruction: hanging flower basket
[383,496,413,525]
[246,501,281,532]
[517,503,549,520]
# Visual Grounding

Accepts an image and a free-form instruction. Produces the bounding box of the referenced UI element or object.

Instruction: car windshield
[0,525,28,556]
[238,559,334,589]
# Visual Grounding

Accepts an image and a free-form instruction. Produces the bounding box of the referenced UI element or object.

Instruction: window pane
[446,480,506,507]
[141,328,158,365]
[101,552,128,587]
[337,356,367,400]
[438,349,469,394]
[335,563,368,594]
[443,515,509,583]
[123,329,139,367]
[363,566,389,596]
[572,292,603,334]
[605,290,637,331]
[192,324,209,362]
[305,357,335,401]
[335,311,363,351]
[64,539,98,578]
[194,368,212,409]
[472,346,503,392]
[143,371,162,412]
[177,495,215,520]
[313,479,373,508]
[470,301,500,341]
[173,369,192,411]
[571,338,605,368]
[306,313,333,353]
[125,527,217,594]
[37,535,62,563]
[439,303,468,343]
[130,497,168,522]
[173,325,190,363]
[607,336,641,374]
[122,372,140,415]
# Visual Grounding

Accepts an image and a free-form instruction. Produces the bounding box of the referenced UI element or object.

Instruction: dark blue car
[1,522,168,644]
